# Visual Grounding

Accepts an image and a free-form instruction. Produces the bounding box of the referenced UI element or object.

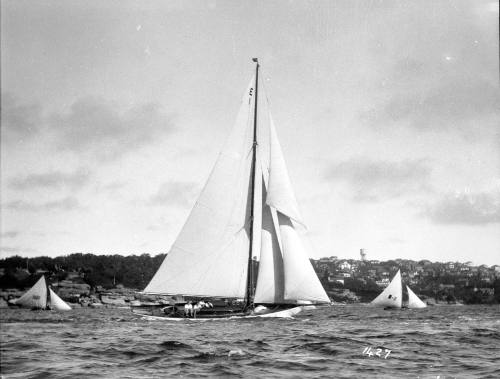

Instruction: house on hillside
[376,278,390,287]
[339,261,352,271]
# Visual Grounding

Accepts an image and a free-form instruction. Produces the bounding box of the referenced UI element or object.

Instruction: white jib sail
[265,117,304,226]
[15,276,47,309]
[406,285,427,309]
[144,77,256,298]
[278,212,331,304]
[371,270,402,308]
[49,289,72,311]
[254,194,285,304]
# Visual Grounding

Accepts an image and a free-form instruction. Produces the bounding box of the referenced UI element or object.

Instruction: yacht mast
[245,58,259,308]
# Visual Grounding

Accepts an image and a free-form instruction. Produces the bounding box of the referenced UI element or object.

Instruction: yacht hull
[132,305,316,321]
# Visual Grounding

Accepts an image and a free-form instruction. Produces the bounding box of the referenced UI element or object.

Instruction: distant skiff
[371,270,427,309]
[9,275,71,311]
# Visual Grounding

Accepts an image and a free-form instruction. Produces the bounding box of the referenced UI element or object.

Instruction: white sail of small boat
[11,275,71,311]
[49,288,72,311]
[13,276,48,309]
[406,285,427,309]
[142,59,329,318]
[370,270,402,308]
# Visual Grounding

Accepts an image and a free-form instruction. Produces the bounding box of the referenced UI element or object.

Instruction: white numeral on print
[363,347,391,359]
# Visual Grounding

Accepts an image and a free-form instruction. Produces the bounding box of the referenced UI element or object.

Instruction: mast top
[252,58,259,63]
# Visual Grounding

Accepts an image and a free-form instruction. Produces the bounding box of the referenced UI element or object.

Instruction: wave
[1,304,499,378]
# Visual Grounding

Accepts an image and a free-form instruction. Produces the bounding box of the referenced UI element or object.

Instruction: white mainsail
[144,65,329,305]
[14,276,47,309]
[144,77,256,298]
[49,289,72,311]
[371,270,402,308]
[406,285,427,309]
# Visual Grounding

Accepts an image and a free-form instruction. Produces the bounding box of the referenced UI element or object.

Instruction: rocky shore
[1,268,494,308]
[0,284,459,309]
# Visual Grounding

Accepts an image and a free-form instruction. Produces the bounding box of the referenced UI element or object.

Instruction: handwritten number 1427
[362,347,391,359]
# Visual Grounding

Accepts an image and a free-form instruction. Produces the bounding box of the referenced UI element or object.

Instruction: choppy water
[1,304,499,378]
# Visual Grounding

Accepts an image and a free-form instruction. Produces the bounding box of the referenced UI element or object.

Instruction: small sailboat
[370,269,427,309]
[136,59,330,319]
[9,275,72,311]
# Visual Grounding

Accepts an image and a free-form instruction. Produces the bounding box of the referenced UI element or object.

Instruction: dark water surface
[1,304,499,378]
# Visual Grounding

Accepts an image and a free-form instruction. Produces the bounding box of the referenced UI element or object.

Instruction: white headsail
[49,289,72,311]
[265,113,328,303]
[371,270,402,308]
[278,212,330,303]
[406,285,427,309]
[266,117,304,226]
[254,75,328,304]
[14,276,47,309]
[254,199,285,304]
[143,77,256,298]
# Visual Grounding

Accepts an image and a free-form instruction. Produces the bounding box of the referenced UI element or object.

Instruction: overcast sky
[1,0,499,265]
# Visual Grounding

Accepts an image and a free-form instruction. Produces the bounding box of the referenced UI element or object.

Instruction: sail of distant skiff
[371,270,402,308]
[407,285,427,309]
[49,288,72,311]
[14,276,48,309]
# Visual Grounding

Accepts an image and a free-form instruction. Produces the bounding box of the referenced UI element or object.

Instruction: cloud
[148,181,198,207]
[2,196,82,212]
[366,80,500,133]
[326,158,431,201]
[93,181,128,196]
[1,231,19,238]
[0,246,40,255]
[424,191,500,225]
[102,181,126,191]
[1,93,42,141]
[360,0,499,138]
[1,94,175,159]
[9,168,90,190]
[49,97,175,160]
[42,197,82,211]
